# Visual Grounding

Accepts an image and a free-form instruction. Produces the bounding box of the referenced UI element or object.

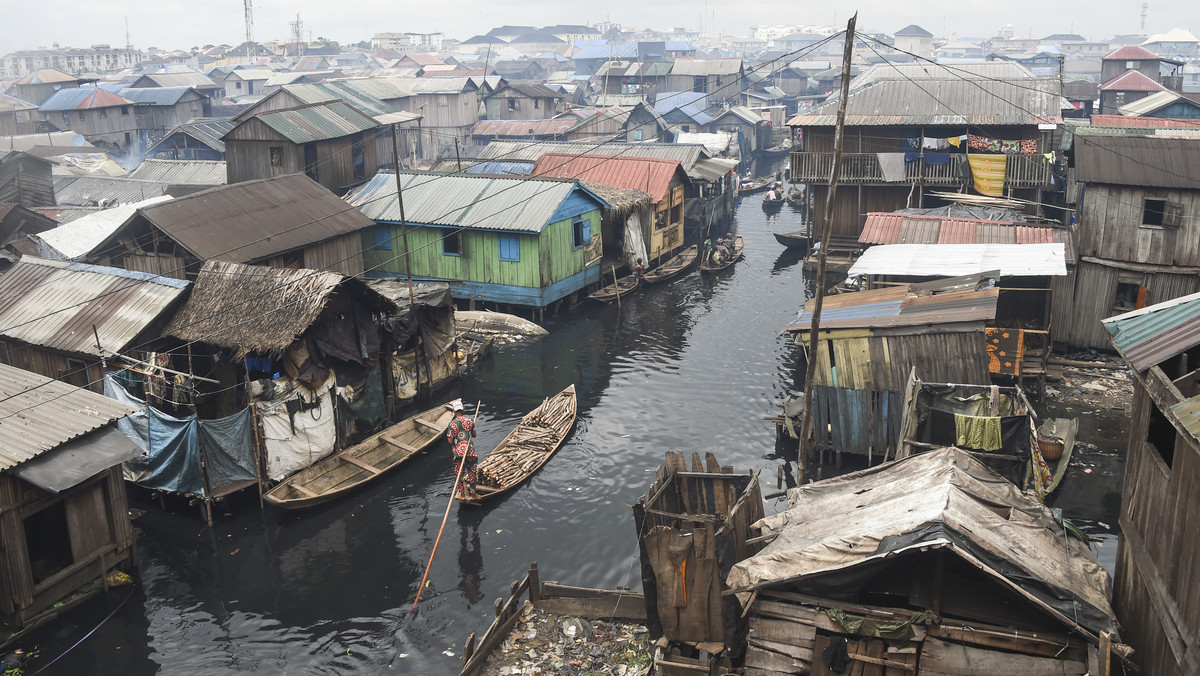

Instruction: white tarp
[35,195,174,260]
[848,243,1067,278]
[623,210,649,269]
[256,375,337,481]
[675,131,735,156]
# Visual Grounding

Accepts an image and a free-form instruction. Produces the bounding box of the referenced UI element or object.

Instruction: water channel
[28,191,1125,674]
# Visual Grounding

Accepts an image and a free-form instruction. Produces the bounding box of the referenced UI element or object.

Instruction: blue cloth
[140,407,205,495]
[904,151,921,162]
[198,409,258,491]
[924,152,951,165]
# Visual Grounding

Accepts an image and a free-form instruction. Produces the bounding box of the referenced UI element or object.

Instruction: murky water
[24,192,1125,674]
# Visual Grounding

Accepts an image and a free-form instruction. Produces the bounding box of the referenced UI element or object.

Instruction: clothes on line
[954,414,1003,451]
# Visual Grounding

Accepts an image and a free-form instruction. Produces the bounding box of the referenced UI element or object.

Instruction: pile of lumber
[477,392,573,488]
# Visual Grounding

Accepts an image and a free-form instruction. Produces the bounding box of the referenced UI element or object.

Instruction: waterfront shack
[84,173,376,278]
[727,447,1126,674]
[531,153,687,265]
[1102,290,1200,675]
[145,118,234,161]
[1055,135,1200,349]
[0,150,56,208]
[0,257,189,393]
[0,363,140,638]
[347,171,609,314]
[787,63,1060,239]
[782,274,1001,461]
[482,83,561,120]
[37,87,138,152]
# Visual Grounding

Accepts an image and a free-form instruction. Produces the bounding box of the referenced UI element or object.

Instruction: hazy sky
[1,0,1194,55]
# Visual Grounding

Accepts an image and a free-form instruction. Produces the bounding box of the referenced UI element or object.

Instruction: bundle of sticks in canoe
[477,394,574,488]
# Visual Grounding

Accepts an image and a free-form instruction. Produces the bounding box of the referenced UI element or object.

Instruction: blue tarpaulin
[198,409,258,490]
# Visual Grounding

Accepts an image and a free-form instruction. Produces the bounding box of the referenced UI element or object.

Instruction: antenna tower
[244,0,255,62]
[1140,2,1148,33]
[290,13,304,57]
[125,17,132,49]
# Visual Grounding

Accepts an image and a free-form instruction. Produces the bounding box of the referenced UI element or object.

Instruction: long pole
[411,400,481,613]
[800,16,857,474]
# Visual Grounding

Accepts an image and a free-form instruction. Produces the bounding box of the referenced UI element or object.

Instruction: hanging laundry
[922,136,949,150]
[877,153,908,181]
[1020,139,1039,154]
[947,136,963,147]
[968,154,1007,196]
[924,152,951,165]
[904,151,922,163]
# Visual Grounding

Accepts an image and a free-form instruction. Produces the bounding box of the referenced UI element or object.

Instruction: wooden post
[611,264,622,310]
[801,16,857,476]
[244,359,267,510]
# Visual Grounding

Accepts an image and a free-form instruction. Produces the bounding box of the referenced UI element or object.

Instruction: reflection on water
[28,191,1126,674]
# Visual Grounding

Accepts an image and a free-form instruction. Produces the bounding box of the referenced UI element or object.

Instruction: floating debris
[479,601,652,676]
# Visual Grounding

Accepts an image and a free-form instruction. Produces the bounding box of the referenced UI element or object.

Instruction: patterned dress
[446,414,477,496]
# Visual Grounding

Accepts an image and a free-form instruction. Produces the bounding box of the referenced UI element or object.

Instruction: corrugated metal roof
[128,159,226,185]
[0,91,37,112]
[692,157,739,181]
[783,279,1000,332]
[228,69,275,81]
[390,77,477,94]
[788,77,1063,127]
[39,87,132,112]
[0,257,188,357]
[0,362,136,472]
[472,119,578,137]
[13,69,77,85]
[859,213,1076,263]
[54,176,170,206]
[283,80,410,119]
[476,140,708,174]
[253,101,378,143]
[147,118,233,155]
[1074,135,1200,189]
[1087,114,1200,128]
[847,243,1067,278]
[135,72,217,88]
[429,159,535,175]
[1173,395,1200,440]
[1103,45,1162,61]
[1099,69,1166,92]
[842,62,1037,94]
[1103,290,1200,371]
[670,58,743,76]
[118,86,195,106]
[1117,90,1184,116]
[346,171,604,233]
[35,195,174,259]
[132,173,376,263]
[532,153,681,202]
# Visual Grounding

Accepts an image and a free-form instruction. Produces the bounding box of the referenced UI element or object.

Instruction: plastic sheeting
[727,448,1117,639]
[107,374,258,496]
[256,376,337,481]
[623,210,650,269]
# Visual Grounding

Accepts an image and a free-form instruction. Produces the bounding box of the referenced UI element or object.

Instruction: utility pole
[800,14,857,474]
[390,123,417,315]
[244,0,255,63]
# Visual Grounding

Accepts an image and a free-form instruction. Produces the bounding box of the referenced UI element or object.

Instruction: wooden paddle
[411,400,480,613]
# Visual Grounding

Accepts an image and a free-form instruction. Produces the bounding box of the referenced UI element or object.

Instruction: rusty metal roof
[532,153,682,203]
[1099,69,1166,92]
[0,362,136,472]
[1087,114,1200,129]
[39,87,132,112]
[476,140,709,175]
[1103,45,1162,61]
[253,101,379,144]
[1103,290,1200,372]
[788,77,1063,127]
[783,277,999,332]
[0,257,188,357]
[860,213,1075,263]
[346,171,607,233]
[1073,135,1200,189]
[130,173,376,263]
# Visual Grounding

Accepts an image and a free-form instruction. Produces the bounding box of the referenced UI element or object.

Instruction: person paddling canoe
[445,401,480,500]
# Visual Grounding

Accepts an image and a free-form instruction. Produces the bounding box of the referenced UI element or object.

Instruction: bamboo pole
[411,400,481,613]
[800,17,857,478]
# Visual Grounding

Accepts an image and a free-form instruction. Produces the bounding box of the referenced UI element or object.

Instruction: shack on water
[726,447,1129,675]
[782,274,1001,462]
[1103,290,1200,675]
[346,171,609,315]
[0,363,140,641]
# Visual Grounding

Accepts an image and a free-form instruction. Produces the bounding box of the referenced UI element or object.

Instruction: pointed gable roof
[1099,69,1167,92]
[39,87,132,112]
[1103,45,1162,61]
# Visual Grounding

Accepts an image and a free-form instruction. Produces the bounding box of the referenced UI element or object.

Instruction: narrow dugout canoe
[700,236,744,273]
[642,245,698,284]
[589,275,640,302]
[263,401,457,509]
[458,384,577,506]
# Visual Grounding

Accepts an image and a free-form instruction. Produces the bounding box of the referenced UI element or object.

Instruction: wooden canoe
[455,310,547,338]
[773,230,810,250]
[700,236,744,273]
[643,245,698,284]
[589,275,640,302]
[458,384,577,506]
[761,195,784,212]
[739,177,773,195]
[1034,417,1078,496]
[263,401,457,509]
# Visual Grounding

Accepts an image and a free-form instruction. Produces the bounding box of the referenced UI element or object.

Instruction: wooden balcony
[790,152,1053,189]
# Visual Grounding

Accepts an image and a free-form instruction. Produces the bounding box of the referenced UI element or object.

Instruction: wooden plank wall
[1,344,104,393]
[1080,186,1200,267]
[1052,261,1200,350]
[1113,376,1200,676]
[812,332,991,390]
[0,155,55,208]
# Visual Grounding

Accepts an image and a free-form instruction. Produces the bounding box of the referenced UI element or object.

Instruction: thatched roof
[164,260,368,357]
[580,180,651,219]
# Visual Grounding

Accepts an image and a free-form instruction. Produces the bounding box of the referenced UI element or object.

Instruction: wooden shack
[0,363,139,638]
[1103,290,1200,675]
[727,447,1129,675]
[633,452,765,653]
[0,150,55,208]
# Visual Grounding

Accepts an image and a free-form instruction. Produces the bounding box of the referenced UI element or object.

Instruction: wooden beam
[340,454,382,475]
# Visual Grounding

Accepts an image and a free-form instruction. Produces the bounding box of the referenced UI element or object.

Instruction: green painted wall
[362,206,601,289]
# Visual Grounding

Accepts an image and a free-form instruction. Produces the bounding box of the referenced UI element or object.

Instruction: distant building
[2,44,142,78]
[370,32,444,53]
[7,69,82,107]
[38,86,138,152]
[893,24,934,59]
[484,83,562,120]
